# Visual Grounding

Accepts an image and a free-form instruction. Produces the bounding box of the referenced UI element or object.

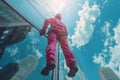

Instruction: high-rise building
[0,63,19,80]
[0,55,38,80]
[11,55,39,80]
[99,67,120,80]
[0,1,31,58]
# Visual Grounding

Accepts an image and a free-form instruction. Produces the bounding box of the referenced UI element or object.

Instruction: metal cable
[27,0,45,19]
[57,42,60,80]
[34,0,50,17]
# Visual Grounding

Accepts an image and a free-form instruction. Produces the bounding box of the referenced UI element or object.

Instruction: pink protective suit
[41,17,76,68]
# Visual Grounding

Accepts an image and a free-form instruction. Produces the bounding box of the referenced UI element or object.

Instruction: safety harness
[48,30,67,40]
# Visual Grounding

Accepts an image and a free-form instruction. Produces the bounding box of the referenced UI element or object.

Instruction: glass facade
[99,67,120,80]
[0,0,87,80]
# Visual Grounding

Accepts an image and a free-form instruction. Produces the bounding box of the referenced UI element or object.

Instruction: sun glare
[50,0,66,14]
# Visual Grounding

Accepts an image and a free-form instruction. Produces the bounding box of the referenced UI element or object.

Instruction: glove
[40,29,45,36]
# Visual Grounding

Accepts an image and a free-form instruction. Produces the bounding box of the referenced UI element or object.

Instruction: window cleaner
[40,13,78,77]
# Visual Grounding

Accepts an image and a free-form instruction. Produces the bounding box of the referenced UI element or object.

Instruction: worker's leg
[46,32,57,65]
[58,37,78,77]
[41,32,57,76]
[58,37,76,67]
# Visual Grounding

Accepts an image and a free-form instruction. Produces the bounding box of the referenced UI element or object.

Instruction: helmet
[55,13,62,20]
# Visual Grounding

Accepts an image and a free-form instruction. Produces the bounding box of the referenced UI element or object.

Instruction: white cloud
[6,46,18,57]
[102,0,108,6]
[93,19,120,78]
[35,49,43,59]
[93,54,106,67]
[101,22,114,48]
[101,22,111,37]
[28,29,43,59]
[113,20,120,44]
[71,1,100,48]
[28,30,39,45]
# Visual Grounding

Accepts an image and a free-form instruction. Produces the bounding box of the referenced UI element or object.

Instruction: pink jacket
[42,18,68,36]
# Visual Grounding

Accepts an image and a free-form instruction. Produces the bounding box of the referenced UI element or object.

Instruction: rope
[27,0,45,19]
[57,42,60,80]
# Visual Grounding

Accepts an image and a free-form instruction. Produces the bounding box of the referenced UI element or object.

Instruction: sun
[50,0,66,14]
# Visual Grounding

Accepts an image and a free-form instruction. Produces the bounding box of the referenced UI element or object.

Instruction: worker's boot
[41,63,56,76]
[68,65,78,77]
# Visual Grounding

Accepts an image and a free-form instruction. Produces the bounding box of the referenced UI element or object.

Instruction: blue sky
[0,0,120,80]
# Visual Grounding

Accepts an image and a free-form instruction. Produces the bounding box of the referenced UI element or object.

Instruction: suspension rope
[51,42,60,80]
[27,0,55,32]
[42,0,55,16]
[34,0,51,17]
[28,0,55,18]
[27,0,45,19]
[57,42,60,80]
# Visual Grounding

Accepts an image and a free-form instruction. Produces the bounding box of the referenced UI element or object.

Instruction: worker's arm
[40,18,52,36]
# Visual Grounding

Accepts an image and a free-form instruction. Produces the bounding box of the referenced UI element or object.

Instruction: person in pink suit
[40,13,78,77]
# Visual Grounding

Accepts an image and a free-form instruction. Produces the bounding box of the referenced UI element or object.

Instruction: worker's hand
[40,29,45,36]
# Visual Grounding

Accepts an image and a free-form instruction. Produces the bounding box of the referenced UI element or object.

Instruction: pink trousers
[46,32,76,68]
